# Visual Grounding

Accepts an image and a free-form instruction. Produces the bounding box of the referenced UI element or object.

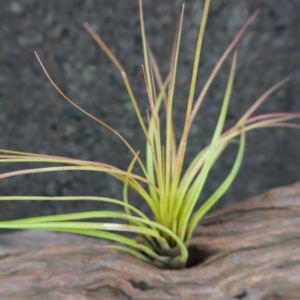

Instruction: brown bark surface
[1,182,300,299]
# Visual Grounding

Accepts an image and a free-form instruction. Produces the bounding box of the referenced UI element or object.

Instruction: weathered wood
[1,182,300,299]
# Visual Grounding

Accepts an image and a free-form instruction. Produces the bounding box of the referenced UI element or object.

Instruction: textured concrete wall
[0,0,299,222]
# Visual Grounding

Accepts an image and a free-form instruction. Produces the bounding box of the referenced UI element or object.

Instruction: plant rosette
[0,0,299,270]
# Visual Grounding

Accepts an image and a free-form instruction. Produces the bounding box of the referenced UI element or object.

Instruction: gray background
[0,0,299,223]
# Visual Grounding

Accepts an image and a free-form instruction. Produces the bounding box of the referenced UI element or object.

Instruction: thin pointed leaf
[0,165,157,190]
[146,78,169,211]
[2,211,147,225]
[123,152,141,217]
[165,5,185,216]
[0,221,161,238]
[139,0,153,102]
[34,52,149,180]
[82,24,162,190]
[189,9,260,125]
[186,127,246,243]
[169,0,211,217]
[175,140,230,210]
[0,196,150,221]
[178,51,238,240]
[3,225,163,262]
[237,77,291,126]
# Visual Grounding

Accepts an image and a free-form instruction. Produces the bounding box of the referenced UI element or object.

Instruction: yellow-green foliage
[0,0,299,268]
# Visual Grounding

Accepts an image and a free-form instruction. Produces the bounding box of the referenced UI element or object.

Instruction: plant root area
[1,182,300,299]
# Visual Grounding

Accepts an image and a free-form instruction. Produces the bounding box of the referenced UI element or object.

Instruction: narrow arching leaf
[35,52,149,180]
[164,5,185,215]
[185,127,246,243]
[0,196,149,220]
[174,140,230,213]
[169,0,211,219]
[0,221,161,238]
[139,0,153,103]
[177,51,238,240]
[189,10,260,125]
[236,77,291,126]
[0,165,159,215]
[146,78,169,208]
[123,152,141,217]
[82,24,162,192]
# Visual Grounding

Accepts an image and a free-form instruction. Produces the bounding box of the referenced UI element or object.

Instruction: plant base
[1,182,300,299]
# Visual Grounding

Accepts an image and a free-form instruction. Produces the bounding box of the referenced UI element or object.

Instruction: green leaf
[0,221,161,238]
[168,0,211,224]
[0,196,148,221]
[177,51,238,240]
[185,127,246,243]
[146,78,169,210]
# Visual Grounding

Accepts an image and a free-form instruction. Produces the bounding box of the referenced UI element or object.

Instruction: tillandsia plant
[0,0,299,269]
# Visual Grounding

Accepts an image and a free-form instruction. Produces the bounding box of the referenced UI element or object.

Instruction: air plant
[0,0,299,269]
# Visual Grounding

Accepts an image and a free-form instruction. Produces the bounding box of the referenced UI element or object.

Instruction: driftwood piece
[1,182,300,300]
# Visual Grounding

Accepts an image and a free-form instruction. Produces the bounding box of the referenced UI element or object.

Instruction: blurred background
[0,0,299,223]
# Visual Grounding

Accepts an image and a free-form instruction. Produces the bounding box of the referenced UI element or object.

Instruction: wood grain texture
[1,182,300,299]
